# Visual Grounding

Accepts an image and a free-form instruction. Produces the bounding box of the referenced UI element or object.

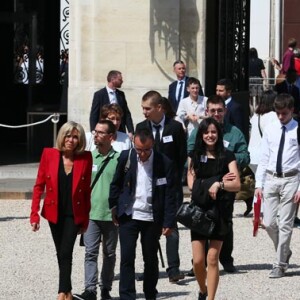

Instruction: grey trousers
[83,220,118,292]
[263,174,298,269]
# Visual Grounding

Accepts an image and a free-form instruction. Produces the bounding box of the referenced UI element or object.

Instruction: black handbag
[176,201,217,237]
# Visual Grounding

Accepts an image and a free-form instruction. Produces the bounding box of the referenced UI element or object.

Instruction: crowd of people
[29,55,300,300]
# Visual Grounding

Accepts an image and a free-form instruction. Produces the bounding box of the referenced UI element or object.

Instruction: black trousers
[118,215,161,300]
[49,216,80,293]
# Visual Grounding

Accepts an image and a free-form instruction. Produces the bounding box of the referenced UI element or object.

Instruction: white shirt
[248,111,278,165]
[255,118,300,188]
[150,115,165,141]
[225,97,232,106]
[175,95,207,137]
[131,151,154,221]
[106,86,117,104]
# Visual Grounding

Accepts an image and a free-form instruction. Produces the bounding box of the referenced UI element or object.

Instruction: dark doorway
[0,0,64,165]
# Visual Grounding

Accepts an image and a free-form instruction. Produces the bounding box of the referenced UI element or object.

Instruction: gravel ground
[1,199,300,300]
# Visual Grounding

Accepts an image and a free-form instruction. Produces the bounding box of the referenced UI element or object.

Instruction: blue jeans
[83,220,118,292]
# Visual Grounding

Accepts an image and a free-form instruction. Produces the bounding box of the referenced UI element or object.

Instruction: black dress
[190,149,236,241]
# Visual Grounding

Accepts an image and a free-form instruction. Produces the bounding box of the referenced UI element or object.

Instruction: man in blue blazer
[168,60,204,113]
[109,128,176,300]
[136,90,187,283]
[216,78,245,136]
[89,70,134,138]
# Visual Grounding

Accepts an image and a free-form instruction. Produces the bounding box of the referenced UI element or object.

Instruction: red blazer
[30,148,92,230]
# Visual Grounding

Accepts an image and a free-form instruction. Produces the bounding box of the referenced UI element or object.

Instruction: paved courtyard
[1,199,300,300]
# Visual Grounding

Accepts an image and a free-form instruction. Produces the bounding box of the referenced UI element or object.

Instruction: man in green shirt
[187,95,250,274]
[74,120,120,300]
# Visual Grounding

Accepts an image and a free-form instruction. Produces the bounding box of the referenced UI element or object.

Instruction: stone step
[0,163,38,179]
[0,163,191,200]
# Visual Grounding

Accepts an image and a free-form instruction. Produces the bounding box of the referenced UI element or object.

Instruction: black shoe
[222,262,237,273]
[169,271,185,283]
[185,267,195,277]
[198,292,208,300]
[73,290,97,300]
[244,197,253,217]
[100,288,112,300]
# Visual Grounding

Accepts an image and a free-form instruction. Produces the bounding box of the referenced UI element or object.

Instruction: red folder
[253,195,261,237]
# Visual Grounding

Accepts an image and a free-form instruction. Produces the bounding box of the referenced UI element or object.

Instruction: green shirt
[90,148,120,221]
[187,122,250,169]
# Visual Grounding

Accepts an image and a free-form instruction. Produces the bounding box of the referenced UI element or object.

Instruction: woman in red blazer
[30,121,92,300]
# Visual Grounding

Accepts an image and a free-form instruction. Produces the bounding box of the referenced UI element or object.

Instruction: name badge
[223,140,230,148]
[200,155,208,163]
[92,164,98,172]
[163,135,173,143]
[156,177,167,186]
[289,138,298,146]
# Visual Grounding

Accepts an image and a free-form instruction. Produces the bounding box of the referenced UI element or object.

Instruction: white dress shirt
[106,86,117,104]
[255,117,300,188]
[131,151,154,221]
[175,95,207,137]
[248,111,278,165]
[150,115,165,140]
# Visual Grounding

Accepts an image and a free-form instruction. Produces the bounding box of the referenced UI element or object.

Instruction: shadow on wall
[150,0,200,81]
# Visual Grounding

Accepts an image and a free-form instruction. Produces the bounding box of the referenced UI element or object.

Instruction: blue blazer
[224,98,245,134]
[168,76,204,112]
[108,149,177,228]
[89,87,134,133]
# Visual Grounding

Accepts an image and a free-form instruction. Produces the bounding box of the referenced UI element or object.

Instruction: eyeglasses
[92,130,110,136]
[134,147,152,154]
[208,109,225,114]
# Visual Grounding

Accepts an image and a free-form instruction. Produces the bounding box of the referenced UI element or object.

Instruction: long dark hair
[191,117,225,174]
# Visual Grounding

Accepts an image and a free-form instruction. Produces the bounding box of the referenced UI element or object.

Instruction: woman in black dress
[187,118,240,300]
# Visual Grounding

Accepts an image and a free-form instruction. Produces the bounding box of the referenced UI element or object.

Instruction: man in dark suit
[216,78,245,136]
[136,90,187,282]
[168,60,204,113]
[89,70,134,138]
[109,128,177,300]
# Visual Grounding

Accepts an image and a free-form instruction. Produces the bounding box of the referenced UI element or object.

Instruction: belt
[266,170,298,178]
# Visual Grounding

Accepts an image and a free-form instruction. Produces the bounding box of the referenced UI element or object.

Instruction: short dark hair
[107,70,121,82]
[274,93,294,110]
[217,78,233,91]
[142,90,163,106]
[96,119,116,134]
[173,60,185,67]
[134,127,154,144]
[206,95,225,108]
[187,77,201,87]
[288,38,297,48]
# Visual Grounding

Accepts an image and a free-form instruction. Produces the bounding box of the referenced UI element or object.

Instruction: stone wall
[68,0,206,131]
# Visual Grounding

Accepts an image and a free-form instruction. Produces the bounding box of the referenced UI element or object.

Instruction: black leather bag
[176,201,217,237]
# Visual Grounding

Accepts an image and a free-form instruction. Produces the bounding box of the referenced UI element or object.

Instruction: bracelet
[219,181,225,190]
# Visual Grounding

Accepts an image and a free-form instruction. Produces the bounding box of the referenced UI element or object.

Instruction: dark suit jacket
[274,81,300,114]
[108,149,177,228]
[168,77,204,112]
[224,98,245,135]
[135,117,187,182]
[30,148,92,230]
[89,87,134,133]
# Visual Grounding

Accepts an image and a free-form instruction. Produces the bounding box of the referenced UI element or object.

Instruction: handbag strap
[258,115,263,137]
[124,148,133,173]
[91,150,117,190]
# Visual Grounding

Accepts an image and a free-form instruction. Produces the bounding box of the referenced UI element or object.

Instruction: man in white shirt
[109,128,176,299]
[255,93,300,278]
